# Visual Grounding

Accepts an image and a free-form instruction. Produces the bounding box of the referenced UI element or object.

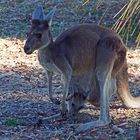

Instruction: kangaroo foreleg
[47,71,60,104]
[54,57,72,115]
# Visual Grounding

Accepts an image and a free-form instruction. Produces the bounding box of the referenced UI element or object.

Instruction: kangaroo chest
[38,50,62,74]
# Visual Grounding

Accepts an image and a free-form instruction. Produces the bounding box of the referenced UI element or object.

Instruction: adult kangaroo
[24,6,140,132]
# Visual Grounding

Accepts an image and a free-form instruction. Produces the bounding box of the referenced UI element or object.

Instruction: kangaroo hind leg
[76,36,118,133]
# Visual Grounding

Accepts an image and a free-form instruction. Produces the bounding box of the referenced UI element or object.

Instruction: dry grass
[112,0,140,47]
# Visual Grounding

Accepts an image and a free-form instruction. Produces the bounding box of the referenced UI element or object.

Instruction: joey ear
[44,6,56,26]
[32,6,44,20]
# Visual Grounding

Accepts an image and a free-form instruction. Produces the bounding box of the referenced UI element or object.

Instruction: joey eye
[82,95,87,100]
[72,103,75,107]
[78,106,84,110]
[35,33,42,39]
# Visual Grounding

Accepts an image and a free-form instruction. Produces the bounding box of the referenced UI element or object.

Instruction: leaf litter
[0,0,140,139]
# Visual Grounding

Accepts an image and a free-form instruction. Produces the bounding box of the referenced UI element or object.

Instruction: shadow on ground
[0,64,140,139]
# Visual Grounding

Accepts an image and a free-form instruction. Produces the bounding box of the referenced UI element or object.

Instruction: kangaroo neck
[38,40,54,66]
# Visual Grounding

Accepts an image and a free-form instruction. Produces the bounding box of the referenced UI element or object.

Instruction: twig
[67,135,78,140]
[33,113,61,128]
[68,123,81,127]
[42,113,61,121]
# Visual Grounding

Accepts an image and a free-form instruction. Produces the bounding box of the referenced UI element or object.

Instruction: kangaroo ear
[44,6,56,26]
[32,6,44,20]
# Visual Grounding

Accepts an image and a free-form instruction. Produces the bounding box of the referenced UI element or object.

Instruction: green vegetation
[5,117,24,127]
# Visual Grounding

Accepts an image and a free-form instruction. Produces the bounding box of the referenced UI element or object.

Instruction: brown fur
[68,39,140,114]
[24,7,140,133]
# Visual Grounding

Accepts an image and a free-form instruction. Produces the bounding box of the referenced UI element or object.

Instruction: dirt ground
[0,0,140,139]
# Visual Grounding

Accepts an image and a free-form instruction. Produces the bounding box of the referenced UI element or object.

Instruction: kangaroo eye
[36,33,42,39]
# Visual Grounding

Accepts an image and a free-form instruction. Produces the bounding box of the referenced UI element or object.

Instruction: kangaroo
[24,7,140,132]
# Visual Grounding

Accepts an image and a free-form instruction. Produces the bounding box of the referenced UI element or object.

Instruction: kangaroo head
[66,90,88,115]
[24,6,56,54]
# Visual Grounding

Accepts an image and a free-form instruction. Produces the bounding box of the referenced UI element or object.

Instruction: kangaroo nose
[24,46,31,54]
